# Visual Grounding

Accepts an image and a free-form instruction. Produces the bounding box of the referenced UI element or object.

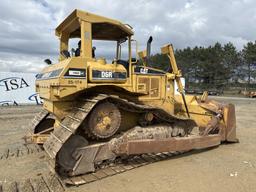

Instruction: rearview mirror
[61,50,70,58]
[44,59,52,65]
[71,48,76,56]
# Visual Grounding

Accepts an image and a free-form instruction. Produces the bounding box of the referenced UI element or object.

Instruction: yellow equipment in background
[26,9,238,184]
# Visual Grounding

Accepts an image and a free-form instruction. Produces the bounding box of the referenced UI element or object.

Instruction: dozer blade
[199,99,238,142]
[175,93,238,143]
[223,103,238,142]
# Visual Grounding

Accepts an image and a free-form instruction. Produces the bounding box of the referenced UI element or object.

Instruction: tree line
[149,41,256,90]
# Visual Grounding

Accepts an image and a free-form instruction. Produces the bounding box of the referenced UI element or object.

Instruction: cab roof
[55,9,134,41]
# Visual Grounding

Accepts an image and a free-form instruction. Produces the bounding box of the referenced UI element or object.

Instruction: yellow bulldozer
[27,9,238,185]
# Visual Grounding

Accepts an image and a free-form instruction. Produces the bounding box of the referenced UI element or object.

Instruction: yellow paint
[35,9,235,135]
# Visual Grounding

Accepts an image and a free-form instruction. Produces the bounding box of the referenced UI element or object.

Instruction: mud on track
[0,97,256,192]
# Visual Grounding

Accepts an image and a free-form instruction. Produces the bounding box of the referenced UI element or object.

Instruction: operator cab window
[68,38,96,58]
[116,39,130,75]
[92,40,116,62]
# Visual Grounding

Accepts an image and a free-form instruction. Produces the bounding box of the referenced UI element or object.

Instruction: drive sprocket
[87,101,121,139]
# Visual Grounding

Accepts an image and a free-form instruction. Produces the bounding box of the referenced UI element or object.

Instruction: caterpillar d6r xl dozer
[27,9,238,185]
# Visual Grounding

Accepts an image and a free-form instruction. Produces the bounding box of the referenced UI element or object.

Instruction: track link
[42,94,195,186]
[28,109,49,134]
[43,94,108,159]
[61,151,185,186]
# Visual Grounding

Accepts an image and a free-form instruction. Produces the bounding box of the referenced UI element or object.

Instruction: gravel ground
[0,97,255,192]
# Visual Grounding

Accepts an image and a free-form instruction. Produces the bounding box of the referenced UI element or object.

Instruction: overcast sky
[0,0,256,73]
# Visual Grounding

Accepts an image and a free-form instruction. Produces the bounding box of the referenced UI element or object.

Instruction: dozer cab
[27,9,238,185]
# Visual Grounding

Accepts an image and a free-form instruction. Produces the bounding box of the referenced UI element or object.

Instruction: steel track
[61,151,186,186]
[31,94,193,188]
[28,109,49,134]
[44,94,191,159]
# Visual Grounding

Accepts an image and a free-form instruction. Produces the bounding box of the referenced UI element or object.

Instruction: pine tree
[242,41,256,88]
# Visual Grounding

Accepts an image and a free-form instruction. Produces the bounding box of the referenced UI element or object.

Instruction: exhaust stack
[146,36,153,64]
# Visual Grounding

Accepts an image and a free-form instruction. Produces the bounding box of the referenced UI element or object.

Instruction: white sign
[0,72,42,106]
[69,70,81,76]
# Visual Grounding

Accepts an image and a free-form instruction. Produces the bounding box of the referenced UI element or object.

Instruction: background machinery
[27,9,238,184]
